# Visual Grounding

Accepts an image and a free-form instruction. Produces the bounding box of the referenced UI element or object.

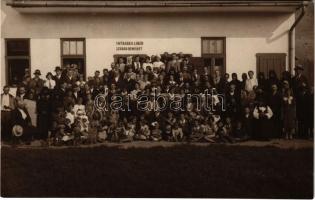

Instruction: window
[5,39,30,86]
[61,38,86,76]
[256,53,286,78]
[201,37,226,74]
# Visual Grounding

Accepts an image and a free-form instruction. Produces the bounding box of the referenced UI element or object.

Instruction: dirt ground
[1,139,313,198]
[2,138,313,150]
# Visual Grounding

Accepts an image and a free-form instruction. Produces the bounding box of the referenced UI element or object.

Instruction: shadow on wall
[266,29,288,44]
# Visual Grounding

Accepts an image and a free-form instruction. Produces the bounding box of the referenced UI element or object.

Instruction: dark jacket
[11,108,32,128]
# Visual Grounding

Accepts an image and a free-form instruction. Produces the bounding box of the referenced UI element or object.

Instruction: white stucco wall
[1,39,5,86]
[1,0,295,85]
[30,39,60,79]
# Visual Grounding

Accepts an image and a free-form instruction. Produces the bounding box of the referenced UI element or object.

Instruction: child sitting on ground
[73,120,82,146]
[120,119,134,143]
[65,104,75,125]
[73,97,85,117]
[97,120,108,142]
[164,124,173,141]
[178,113,190,139]
[79,115,89,142]
[89,120,99,144]
[135,120,150,140]
[217,119,234,143]
[172,123,184,142]
[57,123,73,145]
[108,122,118,142]
[202,119,216,143]
[115,121,126,143]
[190,120,204,142]
[151,122,162,141]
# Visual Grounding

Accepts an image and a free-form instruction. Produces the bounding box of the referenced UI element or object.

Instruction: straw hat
[12,125,23,137]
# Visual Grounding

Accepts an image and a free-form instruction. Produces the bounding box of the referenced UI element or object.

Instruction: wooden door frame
[60,38,86,79]
[5,38,31,86]
[201,37,226,74]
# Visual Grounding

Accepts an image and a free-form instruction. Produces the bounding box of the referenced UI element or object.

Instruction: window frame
[60,38,86,77]
[201,37,226,73]
[5,38,31,86]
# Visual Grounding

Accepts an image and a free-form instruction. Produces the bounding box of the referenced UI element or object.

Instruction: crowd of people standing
[1,52,313,145]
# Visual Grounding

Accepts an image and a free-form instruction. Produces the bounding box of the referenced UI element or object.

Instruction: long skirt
[254,118,273,140]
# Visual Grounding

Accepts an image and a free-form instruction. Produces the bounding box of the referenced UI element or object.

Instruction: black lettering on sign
[116,41,144,51]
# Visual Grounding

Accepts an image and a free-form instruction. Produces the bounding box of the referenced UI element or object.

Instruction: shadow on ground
[1,144,313,198]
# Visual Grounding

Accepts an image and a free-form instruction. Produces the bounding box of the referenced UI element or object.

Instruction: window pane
[202,40,210,54]
[215,40,223,54]
[209,40,216,54]
[62,41,70,55]
[7,59,29,86]
[202,39,224,54]
[76,41,84,55]
[69,41,76,55]
[6,40,29,56]
[209,40,223,54]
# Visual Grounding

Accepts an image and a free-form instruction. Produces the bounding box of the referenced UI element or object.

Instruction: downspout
[288,6,305,73]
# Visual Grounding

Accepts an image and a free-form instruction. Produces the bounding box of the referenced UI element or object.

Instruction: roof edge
[6,0,309,8]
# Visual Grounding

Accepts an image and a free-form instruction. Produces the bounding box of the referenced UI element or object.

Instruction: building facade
[1,0,310,87]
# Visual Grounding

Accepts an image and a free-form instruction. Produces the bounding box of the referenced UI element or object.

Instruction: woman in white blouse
[152,55,165,71]
[142,56,153,71]
[44,72,56,90]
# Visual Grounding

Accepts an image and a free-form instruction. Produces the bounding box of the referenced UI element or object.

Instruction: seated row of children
[49,102,252,145]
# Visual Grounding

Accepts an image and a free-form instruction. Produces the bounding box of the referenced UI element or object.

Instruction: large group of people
[1,52,313,146]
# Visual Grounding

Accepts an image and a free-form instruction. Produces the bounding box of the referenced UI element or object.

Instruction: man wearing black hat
[29,69,44,96]
[296,83,312,139]
[292,64,311,138]
[292,64,308,97]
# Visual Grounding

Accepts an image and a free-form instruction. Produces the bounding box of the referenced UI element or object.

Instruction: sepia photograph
[1,0,314,198]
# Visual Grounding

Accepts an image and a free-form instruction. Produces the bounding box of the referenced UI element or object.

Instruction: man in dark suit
[267,84,282,138]
[123,73,136,92]
[242,106,254,138]
[53,66,63,88]
[109,71,124,90]
[11,99,34,142]
[37,90,52,139]
[296,85,312,138]
[29,69,44,96]
[101,69,109,85]
[72,85,82,103]
[229,73,242,96]
[292,64,309,97]
[1,86,15,141]
[225,83,241,120]
[52,82,67,110]
[61,68,76,85]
